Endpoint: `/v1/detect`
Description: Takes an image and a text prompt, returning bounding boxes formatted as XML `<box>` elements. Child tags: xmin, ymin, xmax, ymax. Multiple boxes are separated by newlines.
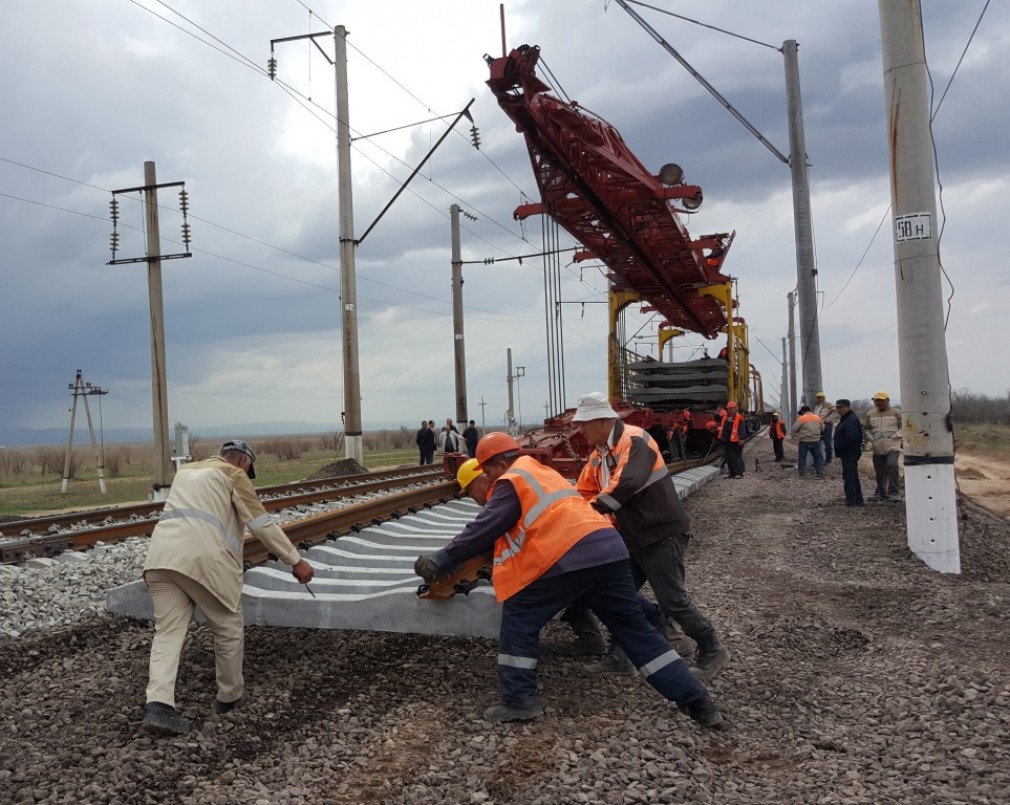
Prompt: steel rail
<box><xmin>1</xmin><ymin>466</ymin><xmax>444</xmax><ymax>538</ymax></box>
<box><xmin>0</xmin><ymin>470</ymin><xmax>451</xmax><ymax>565</ymax></box>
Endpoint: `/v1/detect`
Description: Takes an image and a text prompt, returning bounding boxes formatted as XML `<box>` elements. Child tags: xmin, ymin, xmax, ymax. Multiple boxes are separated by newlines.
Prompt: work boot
<box><xmin>684</xmin><ymin>696</ymin><xmax>725</xmax><ymax>729</ymax></box>
<box><xmin>483</xmin><ymin>702</ymin><xmax>544</xmax><ymax>723</ymax></box>
<box><xmin>215</xmin><ymin>697</ymin><xmax>241</xmax><ymax>714</ymax></box>
<box><xmin>650</xmin><ymin>612</ymin><xmax>694</xmax><ymax>657</ymax></box>
<box><xmin>142</xmin><ymin>702</ymin><xmax>191</xmax><ymax>737</ymax></box>
<box><xmin>583</xmin><ymin>645</ymin><xmax>636</xmax><ymax>676</ymax></box>
<box><xmin>557</xmin><ymin>608</ymin><xmax>607</xmax><ymax>655</ymax></box>
<box><xmin>689</xmin><ymin>633</ymin><xmax>730</xmax><ymax>682</ymax></box>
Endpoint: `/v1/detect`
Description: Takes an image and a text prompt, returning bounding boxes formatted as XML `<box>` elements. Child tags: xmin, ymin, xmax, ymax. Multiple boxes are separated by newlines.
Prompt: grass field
<box><xmin>2</xmin><ymin>423</ymin><xmax>1006</xmax><ymax>519</ymax></box>
<box><xmin>0</xmin><ymin>442</ymin><xmax>422</xmax><ymax>518</ymax></box>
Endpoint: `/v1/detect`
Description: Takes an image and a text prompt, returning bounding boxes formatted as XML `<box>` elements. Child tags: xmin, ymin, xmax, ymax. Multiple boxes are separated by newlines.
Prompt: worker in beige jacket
<box><xmin>142</xmin><ymin>439</ymin><xmax>314</xmax><ymax>736</ymax></box>
<box><xmin>863</xmin><ymin>391</ymin><xmax>903</xmax><ymax>501</ymax></box>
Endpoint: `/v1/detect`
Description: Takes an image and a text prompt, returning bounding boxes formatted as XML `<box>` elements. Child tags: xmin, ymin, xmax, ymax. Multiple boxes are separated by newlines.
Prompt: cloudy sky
<box><xmin>1</xmin><ymin>0</ymin><xmax>1006</xmax><ymax>440</ymax></box>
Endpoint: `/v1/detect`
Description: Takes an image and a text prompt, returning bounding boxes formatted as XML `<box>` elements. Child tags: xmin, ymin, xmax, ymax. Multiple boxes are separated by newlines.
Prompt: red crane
<box><xmin>486</xmin><ymin>44</ymin><xmax>734</xmax><ymax>339</ymax></box>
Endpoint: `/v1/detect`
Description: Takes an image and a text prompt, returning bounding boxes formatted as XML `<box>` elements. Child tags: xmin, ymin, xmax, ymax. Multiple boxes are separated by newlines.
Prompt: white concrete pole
<box><xmin>783</xmin><ymin>41</ymin><xmax>822</xmax><ymax>408</ymax></box>
<box><xmin>787</xmin><ymin>291</ymin><xmax>798</xmax><ymax>424</ymax></box>
<box><xmin>506</xmin><ymin>348</ymin><xmax>515</xmax><ymax>432</ymax></box>
<box><xmin>450</xmin><ymin>204</ymin><xmax>468</xmax><ymax>424</ymax></box>
<box><xmin>144</xmin><ymin>161</ymin><xmax>173</xmax><ymax>498</ymax></box>
<box><xmin>878</xmin><ymin>0</ymin><xmax>959</xmax><ymax>573</ymax></box>
<box><xmin>335</xmin><ymin>25</ymin><xmax>363</xmax><ymax>464</ymax></box>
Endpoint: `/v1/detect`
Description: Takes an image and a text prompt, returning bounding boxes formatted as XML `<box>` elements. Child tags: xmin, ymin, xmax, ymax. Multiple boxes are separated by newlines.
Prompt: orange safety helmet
<box><xmin>475</xmin><ymin>432</ymin><xmax>520</xmax><ymax>468</ymax></box>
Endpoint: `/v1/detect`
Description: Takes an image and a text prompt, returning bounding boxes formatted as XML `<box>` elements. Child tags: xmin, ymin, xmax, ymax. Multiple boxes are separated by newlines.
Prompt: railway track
<box><xmin>0</xmin><ymin>451</ymin><xmax>730</xmax><ymax>567</ymax></box>
<box><xmin>0</xmin><ymin>465</ymin><xmax>456</xmax><ymax>565</ymax></box>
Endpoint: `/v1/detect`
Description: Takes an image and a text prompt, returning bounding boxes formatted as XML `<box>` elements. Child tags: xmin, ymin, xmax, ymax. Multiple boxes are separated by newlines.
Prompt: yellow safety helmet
<box><xmin>456</xmin><ymin>458</ymin><xmax>484</xmax><ymax>490</ymax></box>
<box><xmin>873</xmin><ymin>390</ymin><xmax>890</xmax><ymax>400</ymax></box>
<box><xmin>815</xmin><ymin>391</ymin><xmax>825</xmax><ymax>398</ymax></box>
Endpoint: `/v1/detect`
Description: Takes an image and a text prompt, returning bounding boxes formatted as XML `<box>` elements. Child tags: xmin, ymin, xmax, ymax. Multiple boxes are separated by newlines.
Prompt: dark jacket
<box><xmin>576</xmin><ymin>419</ymin><xmax>691</xmax><ymax>552</ymax></box>
<box><xmin>462</xmin><ymin>426</ymin><xmax>479</xmax><ymax>457</ymax></box>
<box><xmin>415</xmin><ymin>427</ymin><xmax>435</xmax><ymax>452</ymax></box>
<box><xmin>833</xmin><ymin>410</ymin><xmax>863</xmax><ymax>458</ymax></box>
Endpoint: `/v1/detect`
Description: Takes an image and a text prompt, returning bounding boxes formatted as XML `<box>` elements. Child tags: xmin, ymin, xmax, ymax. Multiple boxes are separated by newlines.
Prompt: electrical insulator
<box><xmin>469</xmin><ymin>125</ymin><xmax>481</xmax><ymax>150</ymax></box>
<box><xmin>179</xmin><ymin>189</ymin><xmax>189</xmax><ymax>214</ymax></box>
<box><xmin>483</xmin><ymin>257</ymin><xmax>495</xmax><ymax>265</ymax></box>
<box><xmin>110</xmin><ymin>231</ymin><xmax>120</xmax><ymax>254</ymax></box>
<box><xmin>268</xmin><ymin>56</ymin><xmax>277</xmax><ymax>80</ymax></box>
<box><xmin>109</xmin><ymin>198</ymin><xmax>119</xmax><ymax>222</ymax></box>
<box><xmin>181</xmin><ymin>222</ymin><xmax>192</xmax><ymax>248</ymax></box>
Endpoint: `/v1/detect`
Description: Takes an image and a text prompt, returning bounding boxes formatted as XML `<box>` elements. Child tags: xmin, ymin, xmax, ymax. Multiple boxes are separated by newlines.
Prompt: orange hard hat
<box><xmin>475</xmin><ymin>432</ymin><xmax>520</xmax><ymax>468</ymax></box>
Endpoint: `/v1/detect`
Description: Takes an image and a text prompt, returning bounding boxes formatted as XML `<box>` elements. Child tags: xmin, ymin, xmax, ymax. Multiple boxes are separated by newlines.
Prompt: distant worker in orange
<box><xmin>793</xmin><ymin>405</ymin><xmax>825</xmax><ymax>478</ymax></box>
<box><xmin>715</xmin><ymin>402</ymin><xmax>748</xmax><ymax>479</ymax></box>
<box><xmin>769</xmin><ymin>411</ymin><xmax>786</xmax><ymax>462</ymax></box>
<box><xmin>413</xmin><ymin>432</ymin><xmax>723</xmax><ymax>727</ymax></box>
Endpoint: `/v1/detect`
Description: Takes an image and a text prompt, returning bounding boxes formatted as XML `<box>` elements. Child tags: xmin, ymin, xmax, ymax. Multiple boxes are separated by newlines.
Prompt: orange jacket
<box><xmin>492</xmin><ymin>456</ymin><xmax>612</xmax><ymax>601</ymax></box>
<box><xmin>770</xmin><ymin>420</ymin><xmax>786</xmax><ymax>440</ymax></box>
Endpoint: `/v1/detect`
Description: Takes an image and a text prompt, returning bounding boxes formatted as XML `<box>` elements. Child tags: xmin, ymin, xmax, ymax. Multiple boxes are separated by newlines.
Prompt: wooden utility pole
<box><xmin>878</xmin><ymin>0</ymin><xmax>959</xmax><ymax>573</ymax></box>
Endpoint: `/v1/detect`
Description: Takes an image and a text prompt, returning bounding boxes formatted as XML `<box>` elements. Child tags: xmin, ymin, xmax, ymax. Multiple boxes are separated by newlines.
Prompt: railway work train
<box><xmin>477</xmin><ymin>44</ymin><xmax>767</xmax><ymax>476</ymax></box>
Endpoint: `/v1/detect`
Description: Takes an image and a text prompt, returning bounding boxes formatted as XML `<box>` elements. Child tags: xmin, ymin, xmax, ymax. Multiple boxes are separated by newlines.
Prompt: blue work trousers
<box><xmin>497</xmin><ymin>560</ymin><xmax>707</xmax><ymax>711</ymax></box>
<box><xmin>797</xmin><ymin>441</ymin><xmax>824</xmax><ymax>477</ymax></box>
<box><xmin>839</xmin><ymin>452</ymin><xmax>863</xmax><ymax>504</ymax></box>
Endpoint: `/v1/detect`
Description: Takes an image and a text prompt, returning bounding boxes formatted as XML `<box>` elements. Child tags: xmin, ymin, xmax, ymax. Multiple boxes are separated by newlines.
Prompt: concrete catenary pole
<box><xmin>878</xmin><ymin>0</ymin><xmax>959</xmax><ymax>573</ymax></box>
<box><xmin>144</xmin><ymin>161</ymin><xmax>173</xmax><ymax>498</ymax></box>
<box><xmin>506</xmin><ymin>348</ymin><xmax>515</xmax><ymax>431</ymax></box>
<box><xmin>780</xmin><ymin>338</ymin><xmax>788</xmax><ymax>416</ymax></box>
<box><xmin>450</xmin><ymin>204</ymin><xmax>468</xmax><ymax>424</ymax></box>
<box><xmin>783</xmin><ymin>41</ymin><xmax>822</xmax><ymax>409</ymax></box>
<box><xmin>335</xmin><ymin>25</ymin><xmax>363</xmax><ymax>464</ymax></box>
<box><xmin>787</xmin><ymin>291</ymin><xmax>798</xmax><ymax>424</ymax></box>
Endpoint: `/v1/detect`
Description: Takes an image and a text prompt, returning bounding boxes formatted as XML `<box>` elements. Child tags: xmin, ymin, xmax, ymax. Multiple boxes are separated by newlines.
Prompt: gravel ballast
<box><xmin>1</xmin><ymin>442</ymin><xmax>1008</xmax><ymax>804</ymax></box>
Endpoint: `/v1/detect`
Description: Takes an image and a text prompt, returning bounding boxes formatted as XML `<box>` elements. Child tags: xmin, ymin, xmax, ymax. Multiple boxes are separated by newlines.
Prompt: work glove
<box><xmin>414</xmin><ymin>553</ymin><xmax>444</xmax><ymax>583</ymax></box>
<box><xmin>590</xmin><ymin>500</ymin><xmax>610</xmax><ymax>515</ymax></box>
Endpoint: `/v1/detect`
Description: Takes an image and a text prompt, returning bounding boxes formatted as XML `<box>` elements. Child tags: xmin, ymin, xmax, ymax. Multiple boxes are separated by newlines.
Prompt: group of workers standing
<box><xmin>769</xmin><ymin>390</ymin><xmax>904</xmax><ymax>505</ymax></box>
<box><xmin>415</xmin><ymin>418</ymin><xmax>480</xmax><ymax>464</ymax></box>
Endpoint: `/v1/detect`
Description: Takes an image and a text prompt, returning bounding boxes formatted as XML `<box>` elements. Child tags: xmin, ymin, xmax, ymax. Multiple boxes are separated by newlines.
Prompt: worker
<box><xmin>813</xmin><ymin>392</ymin><xmax>839</xmax><ymax>463</ymax></box>
<box><xmin>572</xmin><ymin>392</ymin><xmax>730</xmax><ymax>682</ymax></box>
<box><xmin>793</xmin><ymin>405</ymin><xmax>825</xmax><ymax>478</ymax></box>
<box><xmin>715</xmin><ymin>402</ymin><xmax>747</xmax><ymax>479</ymax></box>
<box><xmin>706</xmin><ymin>245</ymin><xmax>724</xmax><ymax>268</ymax></box>
<box><xmin>833</xmin><ymin>399</ymin><xmax>865</xmax><ymax>506</ymax></box>
<box><xmin>769</xmin><ymin>411</ymin><xmax>786</xmax><ymax>462</ymax></box>
<box><xmin>141</xmin><ymin>440</ymin><xmax>314</xmax><ymax>736</ymax></box>
<box><xmin>414</xmin><ymin>432</ymin><xmax>723</xmax><ymax>727</ymax></box>
<box><xmin>863</xmin><ymin>391</ymin><xmax>903</xmax><ymax>501</ymax></box>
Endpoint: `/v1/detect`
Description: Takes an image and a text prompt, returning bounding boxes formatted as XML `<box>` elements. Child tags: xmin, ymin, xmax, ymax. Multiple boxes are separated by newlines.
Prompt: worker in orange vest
<box><xmin>413</xmin><ymin>432</ymin><xmax>723</xmax><ymax>728</ymax></box>
<box><xmin>769</xmin><ymin>412</ymin><xmax>786</xmax><ymax>462</ymax></box>
<box><xmin>715</xmin><ymin>402</ymin><xmax>748</xmax><ymax>478</ymax></box>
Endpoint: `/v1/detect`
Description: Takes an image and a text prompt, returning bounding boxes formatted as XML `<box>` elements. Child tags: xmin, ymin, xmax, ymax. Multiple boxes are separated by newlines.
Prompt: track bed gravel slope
<box><xmin>2</xmin><ymin>441</ymin><xmax>1008</xmax><ymax>804</ymax></box>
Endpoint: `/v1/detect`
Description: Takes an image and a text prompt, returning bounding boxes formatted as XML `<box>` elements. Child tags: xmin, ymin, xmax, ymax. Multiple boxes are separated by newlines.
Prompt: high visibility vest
<box><xmin>584</xmin><ymin>423</ymin><xmax>668</xmax><ymax>500</ymax></box>
<box><xmin>770</xmin><ymin>420</ymin><xmax>786</xmax><ymax>440</ymax></box>
<box><xmin>719</xmin><ymin>412</ymin><xmax>743</xmax><ymax>442</ymax></box>
<box><xmin>492</xmin><ymin>457</ymin><xmax>611</xmax><ymax>602</ymax></box>
<box><xmin>681</xmin><ymin>411</ymin><xmax>692</xmax><ymax>435</ymax></box>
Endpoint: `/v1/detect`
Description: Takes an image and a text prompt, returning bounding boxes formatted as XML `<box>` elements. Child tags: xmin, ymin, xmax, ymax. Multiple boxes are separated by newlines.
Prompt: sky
<box><xmin>1</xmin><ymin>0</ymin><xmax>1007</xmax><ymax>441</ymax></box>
